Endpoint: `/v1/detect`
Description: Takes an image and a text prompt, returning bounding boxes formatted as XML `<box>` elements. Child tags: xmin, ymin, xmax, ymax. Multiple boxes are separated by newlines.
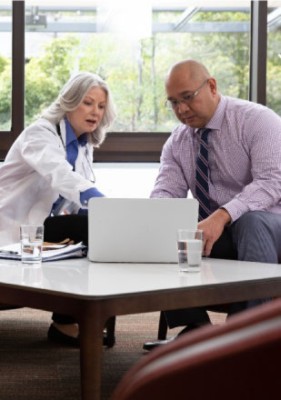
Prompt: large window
<box><xmin>0</xmin><ymin>1</ymin><xmax>280</xmax><ymax>160</ymax></box>
<box><xmin>0</xmin><ymin>0</ymin><xmax>24</xmax><ymax>159</ymax></box>
<box><xmin>0</xmin><ymin>0</ymin><xmax>13</xmax><ymax>159</ymax></box>
<box><xmin>21</xmin><ymin>1</ymin><xmax>251</xmax><ymax>133</ymax></box>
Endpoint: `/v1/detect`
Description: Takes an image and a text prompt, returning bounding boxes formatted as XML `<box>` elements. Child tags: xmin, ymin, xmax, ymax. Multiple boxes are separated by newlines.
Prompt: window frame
<box><xmin>0</xmin><ymin>0</ymin><xmax>268</xmax><ymax>162</ymax></box>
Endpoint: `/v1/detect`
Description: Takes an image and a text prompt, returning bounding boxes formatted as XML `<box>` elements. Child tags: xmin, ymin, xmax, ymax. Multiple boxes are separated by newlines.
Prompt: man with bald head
<box><xmin>143</xmin><ymin>59</ymin><xmax>281</xmax><ymax>351</ymax></box>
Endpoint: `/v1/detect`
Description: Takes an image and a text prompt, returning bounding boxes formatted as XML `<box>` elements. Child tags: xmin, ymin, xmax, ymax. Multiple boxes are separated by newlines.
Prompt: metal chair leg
<box><xmin>105</xmin><ymin>316</ymin><xmax>116</xmax><ymax>348</ymax></box>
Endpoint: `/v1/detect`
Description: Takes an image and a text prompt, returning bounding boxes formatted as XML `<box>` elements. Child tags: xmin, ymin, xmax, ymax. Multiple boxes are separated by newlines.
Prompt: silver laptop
<box><xmin>88</xmin><ymin>198</ymin><xmax>198</xmax><ymax>263</ymax></box>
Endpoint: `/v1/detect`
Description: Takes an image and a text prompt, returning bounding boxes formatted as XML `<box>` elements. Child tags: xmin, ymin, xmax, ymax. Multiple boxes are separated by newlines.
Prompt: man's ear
<box><xmin>207</xmin><ymin>78</ymin><xmax>217</xmax><ymax>95</ymax></box>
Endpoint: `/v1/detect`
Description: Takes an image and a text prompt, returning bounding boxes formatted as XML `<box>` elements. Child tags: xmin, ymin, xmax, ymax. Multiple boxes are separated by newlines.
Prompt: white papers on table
<box><xmin>0</xmin><ymin>242</ymin><xmax>87</xmax><ymax>262</ymax></box>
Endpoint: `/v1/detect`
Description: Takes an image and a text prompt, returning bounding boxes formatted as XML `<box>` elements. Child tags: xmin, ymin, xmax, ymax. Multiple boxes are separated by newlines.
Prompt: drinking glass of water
<box><xmin>20</xmin><ymin>225</ymin><xmax>44</xmax><ymax>264</ymax></box>
<box><xmin>177</xmin><ymin>229</ymin><xmax>203</xmax><ymax>272</ymax></box>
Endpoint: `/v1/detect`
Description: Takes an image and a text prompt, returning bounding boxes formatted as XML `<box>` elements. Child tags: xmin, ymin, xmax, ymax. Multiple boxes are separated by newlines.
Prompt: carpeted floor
<box><xmin>0</xmin><ymin>307</ymin><xmax>226</xmax><ymax>399</ymax></box>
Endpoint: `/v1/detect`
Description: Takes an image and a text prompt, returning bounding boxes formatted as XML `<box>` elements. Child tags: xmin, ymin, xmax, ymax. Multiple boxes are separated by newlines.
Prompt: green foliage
<box><xmin>0</xmin><ymin>55</ymin><xmax>8</xmax><ymax>74</ymax></box>
<box><xmin>24</xmin><ymin>35</ymin><xmax>81</xmax><ymax>124</ymax></box>
<box><xmin>0</xmin><ymin>62</ymin><xmax>12</xmax><ymax>126</ymax></box>
<box><xmin>193</xmin><ymin>11</ymin><xmax>250</xmax><ymax>22</ymax></box>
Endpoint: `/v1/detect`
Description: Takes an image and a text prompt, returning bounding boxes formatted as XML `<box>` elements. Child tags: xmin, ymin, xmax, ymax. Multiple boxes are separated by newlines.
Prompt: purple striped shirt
<box><xmin>151</xmin><ymin>95</ymin><xmax>281</xmax><ymax>222</ymax></box>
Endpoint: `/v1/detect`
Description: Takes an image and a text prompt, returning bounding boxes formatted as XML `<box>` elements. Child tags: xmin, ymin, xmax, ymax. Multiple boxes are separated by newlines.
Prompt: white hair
<box><xmin>41</xmin><ymin>72</ymin><xmax>116</xmax><ymax>146</ymax></box>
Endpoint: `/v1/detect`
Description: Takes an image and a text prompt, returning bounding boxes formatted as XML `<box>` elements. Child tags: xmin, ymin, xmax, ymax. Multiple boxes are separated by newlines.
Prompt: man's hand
<box><xmin>198</xmin><ymin>208</ymin><xmax>231</xmax><ymax>256</ymax></box>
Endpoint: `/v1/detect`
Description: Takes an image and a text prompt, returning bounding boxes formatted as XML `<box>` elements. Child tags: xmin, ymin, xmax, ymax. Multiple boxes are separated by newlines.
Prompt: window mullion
<box><xmin>12</xmin><ymin>0</ymin><xmax>25</xmax><ymax>136</ymax></box>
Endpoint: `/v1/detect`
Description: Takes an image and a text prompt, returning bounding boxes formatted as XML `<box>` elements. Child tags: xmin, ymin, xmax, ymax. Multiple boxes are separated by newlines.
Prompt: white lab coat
<box><xmin>0</xmin><ymin>118</ymin><xmax>96</xmax><ymax>245</ymax></box>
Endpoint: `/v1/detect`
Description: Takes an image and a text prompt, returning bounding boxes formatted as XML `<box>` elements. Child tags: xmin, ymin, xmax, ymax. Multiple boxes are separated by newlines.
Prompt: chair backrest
<box><xmin>111</xmin><ymin>298</ymin><xmax>281</xmax><ymax>400</ymax></box>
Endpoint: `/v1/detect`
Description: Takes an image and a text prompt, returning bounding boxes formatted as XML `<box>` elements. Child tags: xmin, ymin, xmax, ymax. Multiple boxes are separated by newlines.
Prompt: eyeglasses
<box><xmin>165</xmin><ymin>79</ymin><xmax>209</xmax><ymax>111</ymax></box>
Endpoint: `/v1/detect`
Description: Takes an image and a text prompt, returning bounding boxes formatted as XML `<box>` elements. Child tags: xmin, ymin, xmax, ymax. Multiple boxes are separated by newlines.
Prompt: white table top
<box><xmin>0</xmin><ymin>257</ymin><xmax>280</xmax><ymax>298</ymax></box>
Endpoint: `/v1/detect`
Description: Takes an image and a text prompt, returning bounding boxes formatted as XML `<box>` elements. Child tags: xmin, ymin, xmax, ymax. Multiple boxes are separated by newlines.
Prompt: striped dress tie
<box><xmin>196</xmin><ymin>128</ymin><xmax>211</xmax><ymax>221</ymax></box>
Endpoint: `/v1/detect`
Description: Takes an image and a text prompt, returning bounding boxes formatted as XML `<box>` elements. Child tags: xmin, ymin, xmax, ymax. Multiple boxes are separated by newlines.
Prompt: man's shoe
<box><xmin>47</xmin><ymin>324</ymin><xmax>115</xmax><ymax>348</ymax></box>
<box><xmin>143</xmin><ymin>336</ymin><xmax>175</xmax><ymax>351</ymax></box>
<box><xmin>142</xmin><ymin>325</ymin><xmax>203</xmax><ymax>351</ymax></box>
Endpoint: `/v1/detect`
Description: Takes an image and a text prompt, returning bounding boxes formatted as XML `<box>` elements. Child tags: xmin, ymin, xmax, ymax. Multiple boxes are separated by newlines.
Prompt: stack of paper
<box><xmin>0</xmin><ymin>242</ymin><xmax>87</xmax><ymax>262</ymax></box>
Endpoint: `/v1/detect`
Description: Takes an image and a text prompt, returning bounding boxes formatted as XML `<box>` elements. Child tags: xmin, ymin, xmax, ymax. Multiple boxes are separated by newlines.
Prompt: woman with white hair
<box><xmin>0</xmin><ymin>71</ymin><xmax>116</xmax><ymax>346</ymax></box>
